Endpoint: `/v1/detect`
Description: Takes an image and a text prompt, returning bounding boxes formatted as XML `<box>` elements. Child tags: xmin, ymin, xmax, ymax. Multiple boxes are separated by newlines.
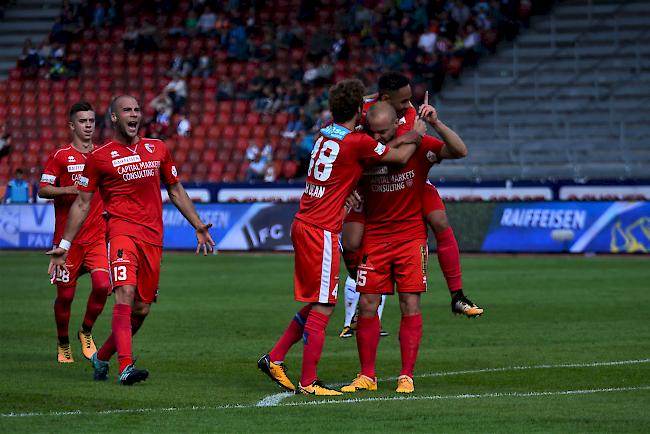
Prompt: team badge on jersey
<box><xmin>145</xmin><ymin>143</ymin><xmax>155</xmax><ymax>153</ymax></box>
<box><xmin>426</xmin><ymin>150</ymin><xmax>439</xmax><ymax>163</ymax></box>
<box><xmin>68</xmin><ymin>156</ymin><xmax>76</xmax><ymax>162</ymax></box>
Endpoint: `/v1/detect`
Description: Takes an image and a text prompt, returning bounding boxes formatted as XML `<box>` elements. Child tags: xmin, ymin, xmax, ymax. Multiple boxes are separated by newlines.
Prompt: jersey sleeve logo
<box><xmin>426</xmin><ymin>150</ymin><xmax>438</xmax><ymax>163</ymax></box>
<box><xmin>398</xmin><ymin>117</ymin><xmax>406</xmax><ymax>125</ymax></box>
<box><xmin>171</xmin><ymin>166</ymin><xmax>178</xmax><ymax>177</ymax></box>
<box><xmin>374</xmin><ymin>143</ymin><xmax>387</xmax><ymax>155</ymax></box>
<box><xmin>40</xmin><ymin>174</ymin><xmax>56</xmax><ymax>184</ymax></box>
<box><xmin>144</xmin><ymin>143</ymin><xmax>155</xmax><ymax>153</ymax></box>
<box><xmin>78</xmin><ymin>176</ymin><xmax>89</xmax><ymax>187</ymax></box>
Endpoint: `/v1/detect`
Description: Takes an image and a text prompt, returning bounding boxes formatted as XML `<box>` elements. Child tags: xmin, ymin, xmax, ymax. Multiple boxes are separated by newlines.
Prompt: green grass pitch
<box><xmin>1</xmin><ymin>252</ymin><xmax>649</xmax><ymax>433</ymax></box>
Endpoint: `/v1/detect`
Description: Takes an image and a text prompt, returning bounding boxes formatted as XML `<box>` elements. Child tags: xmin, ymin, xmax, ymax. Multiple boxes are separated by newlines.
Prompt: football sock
<box><xmin>377</xmin><ymin>294</ymin><xmax>386</xmax><ymax>320</ymax></box>
<box><xmin>356</xmin><ymin>314</ymin><xmax>380</xmax><ymax>379</ymax></box>
<box><xmin>399</xmin><ymin>313</ymin><xmax>422</xmax><ymax>378</ymax></box>
<box><xmin>54</xmin><ymin>285</ymin><xmax>75</xmax><ymax>341</ymax></box>
<box><xmin>300</xmin><ymin>310</ymin><xmax>329</xmax><ymax>386</ymax></box>
<box><xmin>96</xmin><ymin>311</ymin><xmax>147</xmax><ymax>362</ymax></box>
<box><xmin>58</xmin><ymin>335</ymin><xmax>70</xmax><ymax>345</ymax></box>
<box><xmin>112</xmin><ymin>303</ymin><xmax>133</xmax><ymax>374</ymax></box>
<box><xmin>343</xmin><ymin>276</ymin><xmax>359</xmax><ymax>327</ymax></box>
<box><xmin>435</xmin><ymin>227</ymin><xmax>463</xmax><ymax>293</ymax></box>
<box><xmin>269</xmin><ymin>304</ymin><xmax>312</xmax><ymax>362</ymax></box>
<box><xmin>82</xmin><ymin>271</ymin><xmax>111</xmax><ymax>332</ymax></box>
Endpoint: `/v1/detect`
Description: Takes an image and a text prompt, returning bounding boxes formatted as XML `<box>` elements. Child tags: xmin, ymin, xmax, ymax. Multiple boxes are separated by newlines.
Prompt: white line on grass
<box><xmin>3</xmin><ymin>358</ymin><xmax>649</xmax><ymax>418</ymax></box>
<box><xmin>259</xmin><ymin>358</ymin><xmax>650</xmax><ymax>406</ymax></box>
<box><xmin>3</xmin><ymin>385</ymin><xmax>649</xmax><ymax>418</ymax></box>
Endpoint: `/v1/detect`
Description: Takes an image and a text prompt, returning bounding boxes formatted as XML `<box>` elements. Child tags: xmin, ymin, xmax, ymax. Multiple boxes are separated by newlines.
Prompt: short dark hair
<box><xmin>329</xmin><ymin>79</ymin><xmax>365</xmax><ymax>123</ymax></box>
<box><xmin>378</xmin><ymin>73</ymin><xmax>410</xmax><ymax>96</ymax></box>
<box><xmin>69</xmin><ymin>101</ymin><xmax>94</xmax><ymax>120</ymax></box>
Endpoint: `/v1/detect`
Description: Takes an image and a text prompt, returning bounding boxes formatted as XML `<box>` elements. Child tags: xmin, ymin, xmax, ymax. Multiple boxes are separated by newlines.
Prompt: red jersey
<box><xmin>360</xmin><ymin>135</ymin><xmax>444</xmax><ymax>243</ymax></box>
<box><xmin>77</xmin><ymin>138</ymin><xmax>179</xmax><ymax>246</ymax></box>
<box><xmin>40</xmin><ymin>145</ymin><xmax>106</xmax><ymax>246</ymax></box>
<box><xmin>295</xmin><ymin>123</ymin><xmax>389</xmax><ymax>233</ymax></box>
<box><xmin>361</xmin><ymin>97</ymin><xmax>417</xmax><ymax>137</ymax></box>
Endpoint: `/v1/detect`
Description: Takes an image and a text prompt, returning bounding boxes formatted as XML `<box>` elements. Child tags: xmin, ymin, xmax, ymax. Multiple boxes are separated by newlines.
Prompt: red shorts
<box><xmin>52</xmin><ymin>237</ymin><xmax>109</xmax><ymax>287</ymax></box>
<box><xmin>356</xmin><ymin>239</ymin><xmax>428</xmax><ymax>294</ymax></box>
<box><xmin>422</xmin><ymin>182</ymin><xmax>445</xmax><ymax>216</ymax></box>
<box><xmin>292</xmin><ymin>219</ymin><xmax>340</xmax><ymax>304</ymax></box>
<box><xmin>107</xmin><ymin>235</ymin><xmax>162</xmax><ymax>304</ymax></box>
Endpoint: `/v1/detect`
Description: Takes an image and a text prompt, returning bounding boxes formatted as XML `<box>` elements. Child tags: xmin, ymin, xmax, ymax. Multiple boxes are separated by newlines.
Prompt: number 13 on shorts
<box><xmin>113</xmin><ymin>265</ymin><xmax>127</xmax><ymax>282</ymax></box>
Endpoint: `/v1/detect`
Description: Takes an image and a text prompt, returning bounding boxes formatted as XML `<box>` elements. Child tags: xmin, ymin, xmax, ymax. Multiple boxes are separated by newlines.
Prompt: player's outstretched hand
<box><xmin>195</xmin><ymin>223</ymin><xmax>216</xmax><ymax>256</ymax></box>
<box><xmin>46</xmin><ymin>247</ymin><xmax>69</xmax><ymax>275</ymax></box>
<box><xmin>418</xmin><ymin>90</ymin><xmax>439</xmax><ymax>125</ymax></box>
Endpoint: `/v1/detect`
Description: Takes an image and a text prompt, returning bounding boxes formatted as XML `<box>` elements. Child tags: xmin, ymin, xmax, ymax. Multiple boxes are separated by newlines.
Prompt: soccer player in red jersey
<box><xmin>47</xmin><ymin>95</ymin><xmax>215</xmax><ymax>385</ymax></box>
<box><xmin>341</xmin><ymin>73</ymin><xmax>483</xmax><ymax>333</ymax></box>
<box><xmin>257</xmin><ymin>79</ymin><xmax>424</xmax><ymax>396</ymax></box>
<box><xmin>341</xmin><ymin>100</ymin><xmax>469</xmax><ymax>394</ymax></box>
<box><xmin>39</xmin><ymin>101</ymin><xmax>111</xmax><ymax>363</ymax></box>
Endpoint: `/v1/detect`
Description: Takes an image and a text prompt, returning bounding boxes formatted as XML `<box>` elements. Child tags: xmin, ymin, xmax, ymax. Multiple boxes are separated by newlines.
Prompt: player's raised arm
<box><xmin>166</xmin><ymin>182</ymin><xmax>215</xmax><ymax>256</ymax></box>
<box><xmin>419</xmin><ymin>98</ymin><xmax>468</xmax><ymax>159</ymax></box>
<box><xmin>46</xmin><ymin>190</ymin><xmax>94</xmax><ymax>273</ymax></box>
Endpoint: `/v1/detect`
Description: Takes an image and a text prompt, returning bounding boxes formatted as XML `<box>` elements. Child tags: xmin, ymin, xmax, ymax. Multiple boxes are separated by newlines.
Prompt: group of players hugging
<box><xmin>41</xmin><ymin>70</ymin><xmax>481</xmax><ymax>393</ymax></box>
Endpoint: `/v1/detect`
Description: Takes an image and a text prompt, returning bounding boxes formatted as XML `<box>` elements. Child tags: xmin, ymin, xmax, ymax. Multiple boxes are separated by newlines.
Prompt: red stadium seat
<box><xmin>237</xmin><ymin>126</ymin><xmax>251</xmax><ymax>139</ymax></box>
<box><xmin>223</xmin><ymin>126</ymin><xmax>237</xmax><ymax>140</ymax></box>
<box><xmin>207</xmin><ymin>125</ymin><xmax>221</xmax><ymax>139</ymax></box>
<box><xmin>216</xmin><ymin>112</ymin><xmax>231</xmax><ymax>126</ymax></box>
<box><xmin>234</xmin><ymin>100</ymin><xmax>248</xmax><ymax>115</ymax></box>
<box><xmin>282</xmin><ymin>160</ymin><xmax>299</xmax><ymax>179</ymax></box>
<box><xmin>245</xmin><ymin>112</ymin><xmax>260</xmax><ymax>126</ymax></box>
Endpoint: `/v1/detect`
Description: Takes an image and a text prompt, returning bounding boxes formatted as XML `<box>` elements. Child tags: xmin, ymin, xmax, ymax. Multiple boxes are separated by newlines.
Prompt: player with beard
<box><xmin>47</xmin><ymin>95</ymin><xmax>215</xmax><ymax>385</ymax></box>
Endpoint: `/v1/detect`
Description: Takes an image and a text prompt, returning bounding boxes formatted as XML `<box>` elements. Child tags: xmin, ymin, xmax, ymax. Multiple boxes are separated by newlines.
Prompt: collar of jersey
<box><xmin>320</xmin><ymin>123</ymin><xmax>351</xmax><ymax>140</ymax></box>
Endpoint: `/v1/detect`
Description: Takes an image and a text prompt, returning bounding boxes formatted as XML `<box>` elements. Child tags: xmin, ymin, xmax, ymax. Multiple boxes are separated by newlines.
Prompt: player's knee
<box><xmin>359</xmin><ymin>295</ymin><xmax>380</xmax><ymax>316</ymax></box>
<box><xmin>114</xmin><ymin>285</ymin><xmax>136</xmax><ymax>304</ymax></box>
<box><xmin>428</xmin><ymin>211</ymin><xmax>450</xmax><ymax>233</ymax></box>
<box><xmin>399</xmin><ymin>295</ymin><xmax>421</xmax><ymax>316</ymax></box>
<box><xmin>90</xmin><ymin>270</ymin><xmax>111</xmax><ymax>292</ymax></box>
<box><xmin>132</xmin><ymin>302</ymin><xmax>150</xmax><ymax>317</ymax></box>
<box><xmin>55</xmin><ymin>286</ymin><xmax>75</xmax><ymax>306</ymax></box>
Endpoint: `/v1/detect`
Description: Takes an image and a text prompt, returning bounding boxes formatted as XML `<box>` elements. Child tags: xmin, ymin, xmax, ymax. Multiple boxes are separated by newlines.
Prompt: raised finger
<box><xmin>195</xmin><ymin>243</ymin><xmax>200</xmax><ymax>255</ymax></box>
<box><xmin>424</xmin><ymin>90</ymin><xmax>429</xmax><ymax>106</ymax></box>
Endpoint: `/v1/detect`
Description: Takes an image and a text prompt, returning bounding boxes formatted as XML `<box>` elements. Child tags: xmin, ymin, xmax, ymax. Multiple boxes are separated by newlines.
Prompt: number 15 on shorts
<box><xmin>113</xmin><ymin>265</ymin><xmax>127</xmax><ymax>282</ymax></box>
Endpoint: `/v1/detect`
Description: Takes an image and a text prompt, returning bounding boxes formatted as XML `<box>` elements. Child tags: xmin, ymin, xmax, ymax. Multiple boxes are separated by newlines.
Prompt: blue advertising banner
<box><xmin>0</xmin><ymin>203</ymin><xmax>299</xmax><ymax>251</ymax></box>
<box><xmin>481</xmin><ymin>202</ymin><xmax>650</xmax><ymax>253</ymax></box>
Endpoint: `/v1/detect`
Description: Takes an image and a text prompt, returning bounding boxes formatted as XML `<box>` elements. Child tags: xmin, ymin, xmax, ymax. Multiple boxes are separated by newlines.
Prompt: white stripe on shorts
<box><xmin>318</xmin><ymin>230</ymin><xmax>333</xmax><ymax>303</ymax></box>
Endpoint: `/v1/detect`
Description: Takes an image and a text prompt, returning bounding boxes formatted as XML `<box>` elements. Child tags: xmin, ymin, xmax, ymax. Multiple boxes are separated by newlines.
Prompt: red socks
<box><xmin>269</xmin><ymin>305</ymin><xmax>312</xmax><ymax>362</ymax></box>
<box><xmin>97</xmin><ymin>310</ymin><xmax>146</xmax><ymax>363</ymax></box>
<box><xmin>111</xmin><ymin>304</ymin><xmax>133</xmax><ymax>373</ymax></box>
<box><xmin>435</xmin><ymin>227</ymin><xmax>463</xmax><ymax>293</ymax></box>
<box><xmin>300</xmin><ymin>310</ymin><xmax>329</xmax><ymax>386</ymax></box>
<box><xmin>54</xmin><ymin>285</ymin><xmax>75</xmax><ymax>341</ymax></box>
<box><xmin>82</xmin><ymin>271</ymin><xmax>111</xmax><ymax>331</ymax></box>
<box><xmin>356</xmin><ymin>314</ymin><xmax>380</xmax><ymax>379</ymax></box>
<box><xmin>399</xmin><ymin>313</ymin><xmax>422</xmax><ymax>378</ymax></box>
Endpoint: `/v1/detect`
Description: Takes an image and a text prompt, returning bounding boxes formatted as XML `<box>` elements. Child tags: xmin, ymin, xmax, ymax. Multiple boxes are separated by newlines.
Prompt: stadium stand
<box><xmin>433</xmin><ymin>0</ymin><xmax>650</xmax><ymax>182</ymax></box>
<box><xmin>0</xmin><ymin>0</ymin><xmax>647</xmax><ymax>191</ymax></box>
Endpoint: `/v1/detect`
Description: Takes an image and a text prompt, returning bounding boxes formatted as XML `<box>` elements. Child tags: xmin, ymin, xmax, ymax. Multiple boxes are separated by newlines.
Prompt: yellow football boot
<box><xmin>257</xmin><ymin>354</ymin><xmax>296</xmax><ymax>391</ymax></box>
<box><xmin>341</xmin><ymin>374</ymin><xmax>378</xmax><ymax>392</ymax></box>
<box><xmin>396</xmin><ymin>375</ymin><xmax>414</xmax><ymax>393</ymax></box>
<box><xmin>57</xmin><ymin>342</ymin><xmax>74</xmax><ymax>363</ymax></box>
<box><xmin>78</xmin><ymin>330</ymin><xmax>97</xmax><ymax>360</ymax></box>
<box><xmin>297</xmin><ymin>380</ymin><xmax>343</xmax><ymax>396</ymax></box>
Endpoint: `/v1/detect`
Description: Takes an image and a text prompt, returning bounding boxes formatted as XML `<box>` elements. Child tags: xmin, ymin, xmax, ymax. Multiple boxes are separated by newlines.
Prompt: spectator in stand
<box><xmin>164</xmin><ymin>73</ymin><xmax>188</xmax><ymax>112</ymax></box>
<box><xmin>246</xmin><ymin>144</ymin><xmax>272</xmax><ymax>182</ymax></box>
<box><xmin>450</xmin><ymin>0</ymin><xmax>471</xmax><ymax>28</ymax></box>
<box><xmin>92</xmin><ymin>2</ymin><xmax>105</xmax><ymax>28</ymax></box>
<box><xmin>418</xmin><ymin>20</ymin><xmax>438</xmax><ymax>54</ymax></box>
<box><xmin>18</xmin><ymin>38</ymin><xmax>41</xmax><ymax>75</ymax></box>
<box><xmin>193</xmin><ymin>53</ymin><xmax>212</xmax><ymax>77</ymax></box>
<box><xmin>176</xmin><ymin>113</ymin><xmax>191</xmax><ymax>137</ymax></box>
<box><xmin>185</xmin><ymin>9</ymin><xmax>199</xmax><ymax>37</ymax></box>
<box><xmin>3</xmin><ymin>169</ymin><xmax>32</xmax><ymax>204</ymax></box>
<box><xmin>216</xmin><ymin>78</ymin><xmax>235</xmax><ymax>101</ymax></box>
<box><xmin>0</xmin><ymin>125</ymin><xmax>11</xmax><ymax>161</ymax></box>
<box><xmin>122</xmin><ymin>22</ymin><xmax>139</xmax><ymax>51</ymax></box>
<box><xmin>149</xmin><ymin>91</ymin><xmax>174</xmax><ymax>127</ymax></box>
<box><xmin>198</xmin><ymin>6</ymin><xmax>217</xmax><ymax>36</ymax></box>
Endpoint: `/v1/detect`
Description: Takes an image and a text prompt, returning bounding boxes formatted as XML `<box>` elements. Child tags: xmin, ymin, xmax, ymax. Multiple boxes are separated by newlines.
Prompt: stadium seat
<box><xmin>282</xmin><ymin>160</ymin><xmax>299</xmax><ymax>179</ymax></box>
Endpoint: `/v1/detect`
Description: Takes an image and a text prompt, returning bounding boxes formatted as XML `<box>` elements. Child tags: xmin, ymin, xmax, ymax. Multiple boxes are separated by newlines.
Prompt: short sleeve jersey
<box><xmin>358</xmin><ymin>135</ymin><xmax>444</xmax><ymax>243</ymax></box>
<box><xmin>295</xmin><ymin>123</ymin><xmax>388</xmax><ymax>234</ymax></box>
<box><xmin>77</xmin><ymin>138</ymin><xmax>179</xmax><ymax>246</ymax></box>
<box><xmin>40</xmin><ymin>145</ymin><xmax>106</xmax><ymax>246</ymax></box>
